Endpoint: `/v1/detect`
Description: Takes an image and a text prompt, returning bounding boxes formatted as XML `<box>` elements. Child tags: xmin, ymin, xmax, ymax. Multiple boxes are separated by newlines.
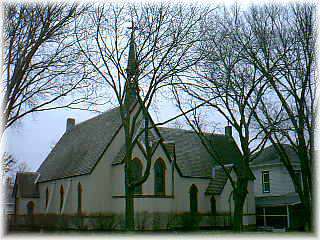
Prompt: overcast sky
<box><xmin>3</xmin><ymin>0</ymin><xmax>319</xmax><ymax>173</ymax></box>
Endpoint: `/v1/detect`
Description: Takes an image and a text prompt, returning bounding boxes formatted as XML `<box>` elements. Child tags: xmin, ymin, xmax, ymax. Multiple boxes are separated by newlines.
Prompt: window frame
<box><xmin>262</xmin><ymin>170</ymin><xmax>270</xmax><ymax>193</ymax></box>
<box><xmin>27</xmin><ymin>201</ymin><xmax>34</xmax><ymax>215</ymax></box>
<box><xmin>77</xmin><ymin>183</ymin><xmax>82</xmax><ymax>215</ymax></box>
<box><xmin>189</xmin><ymin>184</ymin><xmax>198</xmax><ymax>213</ymax></box>
<box><xmin>45</xmin><ymin>187</ymin><xmax>49</xmax><ymax>209</ymax></box>
<box><xmin>210</xmin><ymin>196</ymin><xmax>216</xmax><ymax>215</ymax></box>
<box><xmin>131</xmin><ymin>158</ymin><xmax>143</xmax><ymax>194</ymax></box>
<box><xmin>154</xmin><ymin>158</ymin><xmax>166</xmax><ymax>195</ymax></box>
<box><xmin>59</xmin><ymin>185</ymin><xmax>64</xmax><ymax>213</ymax></box>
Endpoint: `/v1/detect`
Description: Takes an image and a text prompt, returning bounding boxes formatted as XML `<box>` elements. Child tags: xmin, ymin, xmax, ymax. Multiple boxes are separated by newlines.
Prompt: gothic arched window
<box><xmin>27</xmin><ymin>201</ymin><xmax>34</xmax><ymax>215</ymax></box>
<box><xmin>78</xmin><ymin>183</ymin><xmax>82</xmax><ymax>215</ymax></box>
<box><xmin>131</xmin><ymin>158</ymin><xmax>143</xmax><ymax>194</ymax></box>
<box><xmin>45</xmin><ymin>187</ymin><xmax>49</xmax><ymax>209</ymax></box>
<box><xmin>60</xmin><ymin>185</ymin><xmax>64</xmax><ymax>213</ymax></box>
<box><xmin>154</xmin><ymin>158</ymin><xmax>166</xmax><ymax>195</ymax></box>
<box><xmin>189</xmin><ymin>184</ymin><xmax>198</xmax><ymax>213</ymax></box>
<box><xmin>211</xmin><ymin>196</ymin><xmax>216</xmax><ymax>215</ymax></box>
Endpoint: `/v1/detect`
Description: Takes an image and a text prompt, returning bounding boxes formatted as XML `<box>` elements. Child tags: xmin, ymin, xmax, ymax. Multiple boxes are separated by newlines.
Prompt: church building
<box><xmin>12</xmin><ymin>27</ymin><xmax>256</xmax><ymax>230</ymax></box>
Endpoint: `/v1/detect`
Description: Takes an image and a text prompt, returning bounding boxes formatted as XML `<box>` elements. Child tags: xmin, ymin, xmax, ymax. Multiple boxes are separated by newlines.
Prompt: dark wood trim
<box><xmin>112</xmin><ymin>194</ymin><xmax>174</xmax><ymax>198</ymax></box>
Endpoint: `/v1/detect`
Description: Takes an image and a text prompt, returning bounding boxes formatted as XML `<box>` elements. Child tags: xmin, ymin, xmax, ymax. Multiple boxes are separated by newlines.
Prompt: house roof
<box><xmin>158</xmin><ymin>127</ymin><xmax>242</xmax><ymax>178</ymax></box>
<box><xmin>205</xmin><ymin>167</ymin><xmax>232</xmax><ymax>195</ymax></box>
<box><xmin>251</xmin><ymin>144</ymin><xmax>300</xmax><ymax>166</ymax></box>
<box><xmin>255</xmin><ymin>192</ymin><xmax>301</xmax><ymax>207</ymax></box>
<box><xmin>13</xmin><ymin>172</ymin><xmax>40</xmax><ymax>198</ymax></box>
<box><xmin>37</xmin><ymin>106</ymin><xmax>122</xmax><ymax>182</ymax></box>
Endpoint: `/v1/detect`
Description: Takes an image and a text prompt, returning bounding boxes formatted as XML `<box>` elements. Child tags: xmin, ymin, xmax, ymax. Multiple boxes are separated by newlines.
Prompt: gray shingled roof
<box><xmin>205</xmin><ymin>167</ymin><xmax>232</xmax><ymax>195</ymax></box>
<box><xmin>251</xmin><ymin>144</ymin><xmax>300</xmax><ymax>166</ymax></box>
<box><xmin>158</xmin><ymin>127</ymin><xmax>242</xmax><ymax>178</ymax></box>
<box><xmin>255</xmin><ymin>192</ymin><xmax>301</xmax><ymax>207</ymax></box>
<box><xmin>37</xmin><ymin>107</ymin><xmax>122</xmax><ymax>182</ymax></box>
<box><xmin>13</xmin><ymin>172</ymin><xmax>40</xmax><ymax>198</ymax></box>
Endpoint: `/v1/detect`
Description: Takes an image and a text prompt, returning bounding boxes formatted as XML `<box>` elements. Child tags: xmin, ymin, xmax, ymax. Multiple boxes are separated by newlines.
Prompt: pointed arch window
<box><xmin>78</xmin><ymin>183</ymin><xmax>82</xmax><ymax>215</ymax></box>
<box><xmin>60</xmin><ymin>185</ymin><xmax>64</xmax><ymax>213</ymax></box>
<box><xmin>189</xmin><ymin>184</ymin><xmax>198</xmax><ymax>213</ymax></box>
<box><xmin>45</xmin><ymin>187</ymin><xmax>49</xmax><ymax>209</ymax></box>
<box><xmin>211</xmin><ymin>196</ymin><xmax>216</xmax><ymax>215</ymax></box>
<box><xmin>131</xmin><ymin>158</ymin><xmax>143</xmax><ymax>194</ymax></box>
<box><xmin>154</xmin><ymin>158</ymin><xmax>166</xmax><ymax>195</ymax></box>
<box><xmin>27</xmin><ymin>201</ymin><xmax>34</xmax><ymax>215</ymax></box>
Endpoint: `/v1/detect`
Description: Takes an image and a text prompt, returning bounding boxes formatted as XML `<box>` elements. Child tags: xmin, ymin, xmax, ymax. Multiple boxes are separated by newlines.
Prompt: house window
<box><xmin>262</xmin><ymin>171</ymin><xmax>270</xmax><ymax>193</ymax></box>
<box><xmin>211</xmin><ymin>196</ymin><xmax>216</xmax><ymax>215</ymax></box>
<box><xmin>154</xmin><ymin>158</ymin><xmax>166</xmax><ymax>195</ymax></box>
<box><xmin>78</xmin><ymin>183</ymin><xmax>82</xmax><ymax>215</ymax></box>
<box><xmin>60</xmin><ymin>185</ymin><xmax>64</xmax><ymax>212</ymax></box>
<box><xmin>45</xmin><ymin>187</ymin><xmax>49</xmax><ymax>209</ymax></box>
<box><xmin>189</xmin><ymin>184</ymin><xmax>198</xmax><ymax>213</ymax></box>
<box><xmin>131</xmin><ymin>158</ymin><xmax>143</xmax><ymax>194</ymax></box>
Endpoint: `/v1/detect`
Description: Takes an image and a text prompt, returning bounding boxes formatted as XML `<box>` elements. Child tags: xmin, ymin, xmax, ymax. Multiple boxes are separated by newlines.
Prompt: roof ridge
<box><xmin>158</xmin><ymin>126</ymin><xmax>225</xmax><ymax>137</ymax></box>
<box><xmin>17</xmin><ymin>172</ymin><xmax>39</xmax><ymax>175</ymax></box>
<box><xmin>71</xmin><ymin>105</ymin><xmax>120</xmax><ymax>129</ymax></box>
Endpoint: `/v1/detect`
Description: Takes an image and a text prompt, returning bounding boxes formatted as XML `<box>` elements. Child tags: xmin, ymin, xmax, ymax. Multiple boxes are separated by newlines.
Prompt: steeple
<box><xmin>125</xmin><ymin>21</ymin><xmax>139</xmax><ymax>106</ymax></box>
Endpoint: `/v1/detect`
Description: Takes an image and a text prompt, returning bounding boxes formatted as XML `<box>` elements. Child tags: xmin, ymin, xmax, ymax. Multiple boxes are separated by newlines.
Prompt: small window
<box><xmin>60</xmin><ymin>185</ymin><xmax>64</xmax><ymax>213</ymax></box>
<box><xmin>45</xmin><ymin>187</ymin><xmax>49</xmax><ymax>209</ymax></box>
<box><xmin>189</xmin><ymin>184</ymin><xmax>198</xmax><ymax>213</ymax></box>
<box><xmin>131</xmin><ymin>158</ymin><xmax>143</xmax><ymax>194</ymax></box>
<box><xmin>78</xmin><ymin>183</ymin><xmax>82</xmax><ymax>215</ymax></box>
<box><xmin>262</xmin><ymin>171</ymin><xmax>270</xmax><ymax>193</ymax></box>
<box><xmin>210</xmin><ymin>196</ymin><xmax>216</xmax><ymax>215</ymax></box>
<box><xmin>154</xmin><ymin>158</ymin><xmax>166</xmax><ymax>195</ymax></box>
<box><xmin>27</xmin><ymin>201</ymin><xmax>34</xmax><ymax>215</ymax></box>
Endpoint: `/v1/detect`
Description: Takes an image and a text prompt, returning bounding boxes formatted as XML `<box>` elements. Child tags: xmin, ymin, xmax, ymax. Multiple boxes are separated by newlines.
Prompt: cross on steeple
<box><xmin>125</xmin><ymin>20</ymin><xmax>139</xmax><ymax>106</ymax></box>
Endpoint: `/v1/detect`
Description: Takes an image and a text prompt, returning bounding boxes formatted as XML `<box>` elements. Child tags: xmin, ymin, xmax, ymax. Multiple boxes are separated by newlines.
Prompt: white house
<box><xmin>250</xmin><ymin>144</ymin><xmax>304</xmax><ymax>230</ymax></box>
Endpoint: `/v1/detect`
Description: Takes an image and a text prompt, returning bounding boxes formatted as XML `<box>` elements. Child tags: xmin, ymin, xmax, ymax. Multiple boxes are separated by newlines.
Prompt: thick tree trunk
<box><xmin>303</xmin><ymin>193</ymin><xmax>312</xmax><ymax>232</ymax></box>
<box><xmin>297</xmin><ymin>147</ymin><xmax>313</xmax><ymax>231</ymax></box>
<box><xmin>125</xmin><ymin>186</ymin><xmax>135</xmax><ymax>230</ymax></box>
<box><xmin>124</xmin><ymin>132</ymin><xmax>135</xmax><ymax>231</ymax></box>
<box><xmin>232</xmin><ymin>180</ymin><xmax>248</xmax><ymax>232</ymax></box>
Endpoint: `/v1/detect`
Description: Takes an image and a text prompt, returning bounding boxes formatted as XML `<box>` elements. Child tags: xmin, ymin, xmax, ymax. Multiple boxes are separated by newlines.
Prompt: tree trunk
<box><xmin>125</xmin><ymin>186</ymin><xmax>135</xmax><ymax>230</ymax></box>
<box><xmin>232</xmin><ymin>180</ymin><xmax>248</xmax><ymax>232</ymax></box>
<box><xmin>124</xmin><ymin>135</ymin><xmax>135</xmax><ymax>231</ymax></box>
<box><xmin>302</xmin><ymin>193</ymin><xmax>312</xmax><ymax>232</ymax></box>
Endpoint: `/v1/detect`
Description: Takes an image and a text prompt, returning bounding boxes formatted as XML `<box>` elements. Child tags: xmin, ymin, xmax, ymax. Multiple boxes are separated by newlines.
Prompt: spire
<box><xmin>125</xmin><ymin>21</ymin><xmax>139</xmax><ymax>106</ymax></box>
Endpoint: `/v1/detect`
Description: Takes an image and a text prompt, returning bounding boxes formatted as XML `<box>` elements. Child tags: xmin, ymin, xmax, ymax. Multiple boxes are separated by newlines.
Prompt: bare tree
<box><xmin>74</xmin><ymin>3</ymin><xmax>212</xmax><ymax>230</ymax></box>
<box><xmin>233</xmin><ymin>4</ymin><xmax>315</xmax><ymax>230</ymax></box>
<box><xmin>1</xmin><ymin>152</ymin><xmax>30</xmax><ymax>182</ymax></box>
<box><xmin>171</xmin><ymin>7</ymin><xmax>271</xmax><ymax>231</ymax></box>
<box><xmin>1</xmin><ymin>3</ymin><xmax>99</xmax><ymax>138</ymax></box>
<box><xmin>2</xmin><ymin>152</ymin><xmax>16</xmax><ymax>177</ymax></box>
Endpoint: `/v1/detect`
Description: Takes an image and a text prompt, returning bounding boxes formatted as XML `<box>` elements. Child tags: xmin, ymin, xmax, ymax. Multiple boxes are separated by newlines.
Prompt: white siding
<box><xmin>252</xmin><ymin>164</ymin><xmax>298</xmax><ymax>197</ymax></box>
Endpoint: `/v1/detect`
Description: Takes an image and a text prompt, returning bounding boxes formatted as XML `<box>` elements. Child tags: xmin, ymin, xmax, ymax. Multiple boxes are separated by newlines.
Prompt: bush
<box><xmin>179</xmin><ymin>213</ymin><xmax>201</xmax><ymax>231</ymax></box>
